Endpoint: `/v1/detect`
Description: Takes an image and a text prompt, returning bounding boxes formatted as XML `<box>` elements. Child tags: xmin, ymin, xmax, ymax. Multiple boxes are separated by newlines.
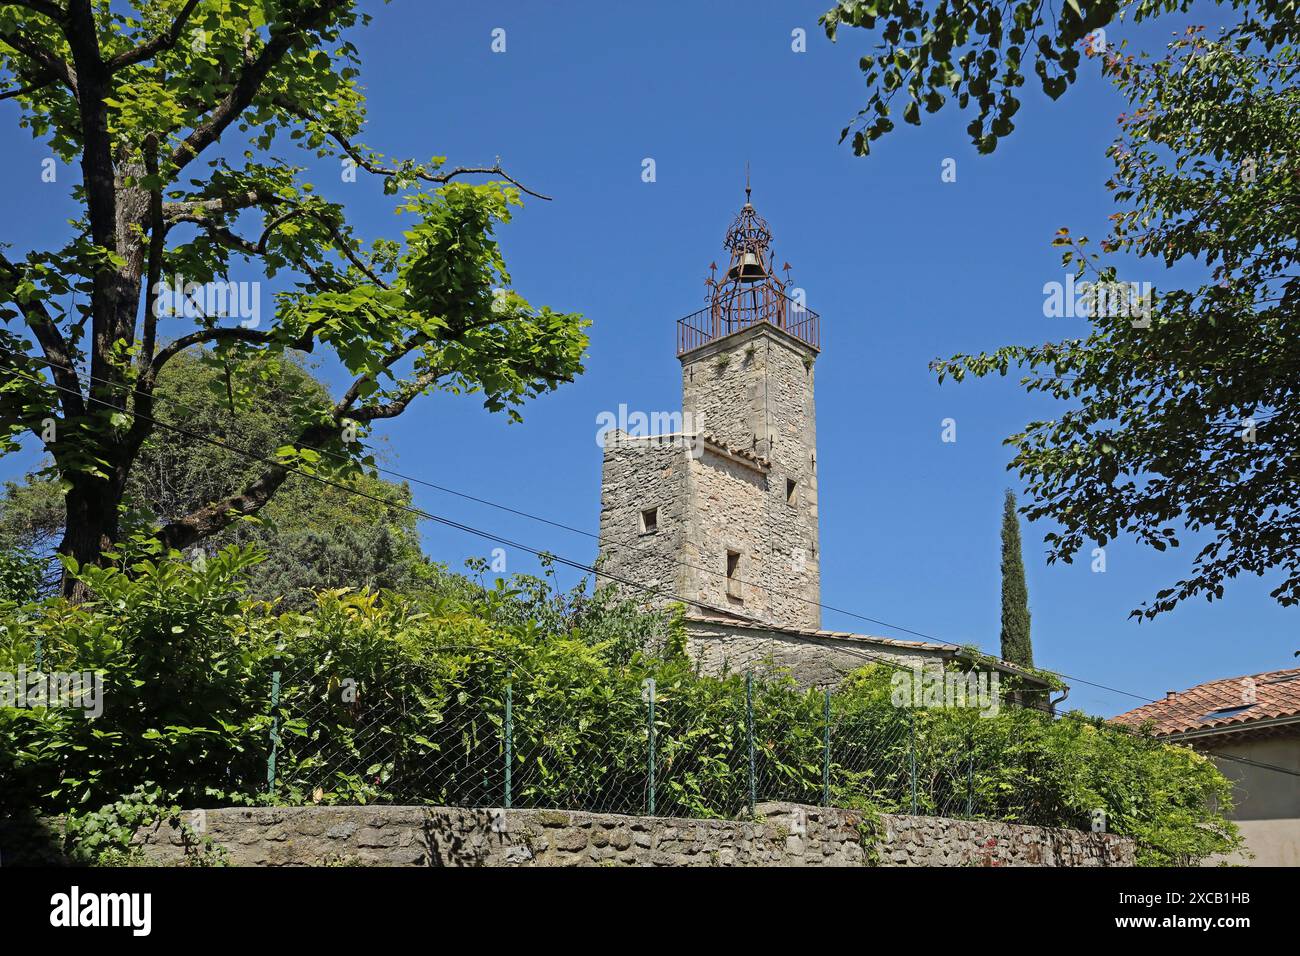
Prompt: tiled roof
<box><xmin>1111</xmin><ymin>666</ymin><xmax>1300</xmax><ymax>737</ymax></box>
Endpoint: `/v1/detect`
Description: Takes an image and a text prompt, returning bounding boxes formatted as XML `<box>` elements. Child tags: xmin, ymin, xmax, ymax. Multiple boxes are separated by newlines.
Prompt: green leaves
<box><xmin>398</xmin><ymin>184</ymin><xmax>515</xmax><ymax>331</ymax></box>
<box><xmin>2</xmin><ymin>2</ymin><xmax>587</xmax><ymax>570</ymax></box>
<box><xmin>933</xmin><ymin>31</ymin><xmax>1300</xmax><ymax>618</ymax></box>
<box><xmin>1000</xmin><ymin>491</ymin><xmax>1034</xmax><ymax>668</ymax></box>
<box><xmin>0</xmin><ymin>549</ymin><xmax>1241</xmax><ymax>863</ymax></box>
<box><xmin>0</xmin><ymin>544</ymin><xmax>280</xmax><ymax>817</ymax></box>
<box><xmin>822</xmin><ymin>1</ymin><xmax>1300</xmax><ymax>154</ymax></box>
<box><xmin>0</xmin><ymin>550</ymin><xmax>43</xmax><ymax>603</ymax></box>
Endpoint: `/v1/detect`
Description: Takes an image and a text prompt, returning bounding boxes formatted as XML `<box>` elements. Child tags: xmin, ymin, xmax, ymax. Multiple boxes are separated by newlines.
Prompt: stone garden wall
<box><xmin>876</xmin><ymin>813</ymin><xmax>1134</xmax><ymax>867</ymax></box>
<box><xmin>126</xmin><ymin>802</ymin><xmax>1133</xmax><ymax>867</ymax></box>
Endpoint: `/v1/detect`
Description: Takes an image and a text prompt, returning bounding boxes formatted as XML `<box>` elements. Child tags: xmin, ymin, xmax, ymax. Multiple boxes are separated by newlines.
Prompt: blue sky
<box><xmin>1</xmin><ymin>1</ymin><xmax>1293</xmax><ymax>717</ymax></box>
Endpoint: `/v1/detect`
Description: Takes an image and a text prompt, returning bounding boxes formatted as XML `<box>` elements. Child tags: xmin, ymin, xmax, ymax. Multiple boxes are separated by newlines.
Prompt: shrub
<box><xmin>0</xmin><ymin>543</ymin><xmax>279</xmax><ymax>812</ymax></box>
<box><xmin>0</xmin><ymin>545</ymin><xmax>1241</xmax><ymax>865</ymax></box>
<box><xmin>0</xmin><ymin>550</ymin><xmax>42</xmax><ymax>604</ymax></box>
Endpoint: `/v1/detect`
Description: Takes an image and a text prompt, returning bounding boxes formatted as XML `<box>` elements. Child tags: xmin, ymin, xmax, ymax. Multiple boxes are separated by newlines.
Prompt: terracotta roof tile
<box><xmin>1111</xmin><ymin>666</ymin><xmax>1300</xmax><ymax>737</ymax></box>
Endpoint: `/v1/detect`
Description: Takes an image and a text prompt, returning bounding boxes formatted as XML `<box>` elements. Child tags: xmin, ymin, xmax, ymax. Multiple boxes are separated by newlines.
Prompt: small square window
<box><xmin>786</xmin><ymin>478</ymin><xmax>797</xmax><ymax>504</ymax></box>
<box><xmin>640</xmin><ymin>507</ymin><xmax>658</xmax><ymax>534</ymax></box>
<box><xmin>726</xmin><ymin>550</ymin><xmax>743</xmax><ymax>600</ymax></box>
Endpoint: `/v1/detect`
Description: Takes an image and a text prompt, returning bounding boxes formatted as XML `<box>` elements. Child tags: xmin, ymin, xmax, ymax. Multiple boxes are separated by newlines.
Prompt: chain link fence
<box><xmin>263</xmin><ymin>650</ymin><xmax>1082</xmax><ymax>825</ymax></box>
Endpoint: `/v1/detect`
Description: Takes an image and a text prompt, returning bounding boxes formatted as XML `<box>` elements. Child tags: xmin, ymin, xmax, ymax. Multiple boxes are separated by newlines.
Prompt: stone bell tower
<box><xmin>598</xmin><ymin>183</ymin><xmax>821</xmax><ymax>629</ymax></box>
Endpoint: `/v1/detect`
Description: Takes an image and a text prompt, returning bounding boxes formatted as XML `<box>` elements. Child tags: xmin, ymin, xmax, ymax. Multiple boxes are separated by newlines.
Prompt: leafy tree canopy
<box><xmin>820</xmin><ymin>0</ymin><xmax>1298</xmax><ymax>155</ymax></box>
<box><xmin>934</xmin><ymin>30</ymin><xmax>1300</xmax><ymax>617</ymax></box>
<box><xmin>0</xmin><ymin>0</ymin><xmax>586</xmax><ymax>597</ymax></box>
<box><xmin>0</xmin><ymin>351</ymin><xmax>432</xmax><ymax>606</ymax></box>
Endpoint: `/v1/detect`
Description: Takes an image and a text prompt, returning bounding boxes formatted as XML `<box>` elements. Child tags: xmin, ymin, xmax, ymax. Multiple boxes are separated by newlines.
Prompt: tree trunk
<box><xmin>59</xmin><ymin>477</ymin><xmax>124</xmax><ymax>601</ymax></box>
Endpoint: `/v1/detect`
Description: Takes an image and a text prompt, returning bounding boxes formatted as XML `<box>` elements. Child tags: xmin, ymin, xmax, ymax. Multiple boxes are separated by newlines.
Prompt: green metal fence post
<box><xmin>908</xmin><ymin>706</ymin><xmax>918</xmax><ymax>814</ymax></box>
<box><xmin>965</xmin><ymin>746</ymin><xmax>974</xmax><ymax>817</ymax></box>
<box><xmin>822</xmin><ymin>688</ymin><xmax>832</xmax><ymax>807</ymax></box>
<box><xmin>746</xmin><ymin>672</ymin><xmax>755</xmax><ymax>814</ymax></box>
<box><xmin>645</xmin><ymin>677</ymin><xmax>656</xmax><ymax>816</ymax></box>
<box><xmin>398</xmin><ymin>667</ymin><xmax>410</xmax><ymax>795</ymax></box>
<box><xmin>504</xmin><ymin>670</ymin><xmax>513</xmax><ymax>810</ymax></box>
<box><xmin>266</xmin><ymin>664</ymin><xmax>282</xmax><ymax>794</ymax></box>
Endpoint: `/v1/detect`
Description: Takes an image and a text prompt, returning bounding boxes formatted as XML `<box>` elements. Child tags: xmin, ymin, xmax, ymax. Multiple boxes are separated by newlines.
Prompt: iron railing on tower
<box><xmin>677</xmin><ymin>286</ymin><xmax>820</xmax><ymax>356</ymax></box>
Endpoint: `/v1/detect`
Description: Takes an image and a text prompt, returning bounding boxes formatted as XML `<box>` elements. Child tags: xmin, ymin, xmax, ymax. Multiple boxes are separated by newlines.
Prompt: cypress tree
<box><xmin>1000</xmin><ymin>489</ymin><xmax>1034</xmax><ymax>668</ymax></box>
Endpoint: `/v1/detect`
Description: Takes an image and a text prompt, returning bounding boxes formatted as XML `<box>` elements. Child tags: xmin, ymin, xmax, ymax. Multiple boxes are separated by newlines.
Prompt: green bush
<box><xmin>0</xmin><ymin>550</ymin><xmax>42</xmax><ymax>604</ymax></box>
<box><xmin>61</xmin><ymin>785</ymin><xmax>227</xmax><ymax>867</ymax></box>
<box><xmin>0</xmin><ymin>545</ymin><xmax>1241</xmax><ymax>866</ymax></box>
<box><xmin>0</xmin><ymin>542</ymin><xmax>279</xmax><ymax>811</ymax></box>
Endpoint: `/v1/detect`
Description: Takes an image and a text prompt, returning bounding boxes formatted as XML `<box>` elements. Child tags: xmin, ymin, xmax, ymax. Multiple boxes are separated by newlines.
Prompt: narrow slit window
<box><xmin>640</xmin><ymin>507</ymin><xmax>658</xmax><ymax>534</ymax></box>
<box><xmin>786</xmin><ymin>478</ymin><xmax>797</xmax><ymax>504</ymax></box>
<box><xmin>726</xmin><ymin>550</ymin><xmax>743</xmax><ymax>600</ymax></box>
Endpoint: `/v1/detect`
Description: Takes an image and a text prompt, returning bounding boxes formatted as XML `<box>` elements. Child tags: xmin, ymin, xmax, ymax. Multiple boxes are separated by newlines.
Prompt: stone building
<box><xmin>597</xmin><ymin>187</ymin><xmax>1049</xmax><ymax>690</ymax></box>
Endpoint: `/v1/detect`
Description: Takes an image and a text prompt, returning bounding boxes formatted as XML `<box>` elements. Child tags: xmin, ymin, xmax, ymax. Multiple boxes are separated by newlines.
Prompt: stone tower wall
<box><xmin>597</xmin><ymin>317</ymin><xmax>821</xmax><ymax>629</ymax></box>
<box><xmin>681</xmin><ymin>448</ymin><xmax>771</xmax><ymax>617</ymax></box>
<box><xmin>596</xmin><ymin>434</ymin><xmax>690</xmax><ymax>600</ymax></box>
<box><xmin>679</xmin><ymin>324</ymin><xmax>820</xmax><ymax>629</ymax></box>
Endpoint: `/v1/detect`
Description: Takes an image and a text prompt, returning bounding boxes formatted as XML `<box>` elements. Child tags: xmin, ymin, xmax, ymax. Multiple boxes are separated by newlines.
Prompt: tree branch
<box><xmin>105</xmin><ymin>0</ymin><xmax>201</xmax><ymax>71</ymax></box>
<box><xmin>176</xmin><ymin>216</ymin><xmax>345</xmax><ymax>292</ymax></box>
<box><xmin>146</xmin><ymin>326</ymin><xmax>271</xmax><ymax>382</ymax></box>
<box><xmin>332</xmin><ymin>314</ymin><xmax>535</xmax><ymax>416</ymax></box>
<box><xmin>0</xmin><ymin>28</ymin><xmax>77</xmax><ymax>94</ymax></box>
<box><xmin>273</xmin><ymin>96</ymin><xmax>553</xmax><ymax>200</ymax></box>
<box><xmin>63</xmin><ymin>0</ymin><xmax>136</xmax><ymax>419</ymax></box>
<box><xmin>156</xmin><ymin>348</ymin><xmax>441</xmax><ymax>546</ymax></box>
<box><xmin>349</xmin><ymin>365</ymin><xmax>445</xmax><ymax>422</ymax></box>
<box><xmin>139</xmin><ymin>133</ymin><xmax>165</xmax><ymax>372</ymax></box>
<box><xmin>0</xmin><ymin>73</ymin><xmax>56</xmax><ymax>99</ymax></box>
<box><xmin>160</xmin><ymin>188</ymin><xmax>275</xmax><ymax>222</ymax></box>
<box><xmin>122</xmin><ymin>324</ymin><xmax>273</xmax><ymax>460</ymax></box>
<box><xmin>332</xmin><ymin>334</ymin><xmax>425</xmax><ymax>414</ymax></box>
<box><xmin>170</xmin><ymin>217</ymin><xmax>259</xmax><ymax>254</ymax></box>
<box><xmin>169</xmin><ymin>0</ymin><xmax>348</xmax><ymax>173</ymax></box>
<box><xmin>155</xmin><ymin>417</ymin><xmax>342</xmax><ymax>551</ymax></box>
<box><xmin>0</xmin><ymin>251</ymin><xmax>85</xmax><ymax>417</ymax></box>
<box><xmin>170</xmin><ymin>200</ymin><xmax>388</xmax><ymax>288</ymax></box>
<box><xmin>0</xmin><ymin>1</ymin><xmax>67</xmax><ymax>21</ymax></box>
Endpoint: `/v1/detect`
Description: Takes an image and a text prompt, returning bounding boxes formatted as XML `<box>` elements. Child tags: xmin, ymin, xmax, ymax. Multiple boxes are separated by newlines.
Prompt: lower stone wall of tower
<box><xmin>684</xmin><ymin>618</ymin><xmax>949</xmax><ymax>689</ymax></box>
<box><xmin>682</xmin><ymin>445</ymin><xmax>821</xmax><ymax>629</ymax></box>
<box><xmin>597</xmin><ymin>435</ymin><xmax>690</xmax><ymax>602</ymax></box>
<box><xmin>682</xmin><ymin>447</ymin><xmax>774</xmax><ymax>618</ymax></box>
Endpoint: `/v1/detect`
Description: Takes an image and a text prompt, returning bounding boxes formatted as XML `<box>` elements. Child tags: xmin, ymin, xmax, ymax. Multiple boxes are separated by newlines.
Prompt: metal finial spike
<box><xmin>745</xmin><ymin>162</ymin><xmax>751</xmax><ymax>203</ymax></box>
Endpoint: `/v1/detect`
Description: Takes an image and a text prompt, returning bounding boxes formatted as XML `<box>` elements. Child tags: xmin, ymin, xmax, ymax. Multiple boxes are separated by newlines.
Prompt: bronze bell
<box><xmin>727</xmin><ymin>249</ymin><xmax>767</xmax><ymax>282</ymax></box>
